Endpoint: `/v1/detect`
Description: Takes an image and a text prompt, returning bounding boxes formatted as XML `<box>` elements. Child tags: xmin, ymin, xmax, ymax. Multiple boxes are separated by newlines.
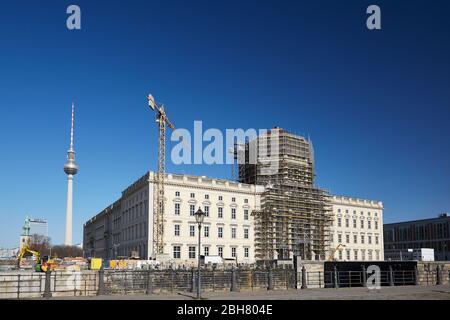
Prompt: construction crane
<box><xmin>328</xmin><ymin>243</ymin><xmax>346</xmax><ymax>261</ymax></box>
<box><xmin>147</xmin><ymin>94</ymin><xmax>175</xmax><ymax>257</ymax></box>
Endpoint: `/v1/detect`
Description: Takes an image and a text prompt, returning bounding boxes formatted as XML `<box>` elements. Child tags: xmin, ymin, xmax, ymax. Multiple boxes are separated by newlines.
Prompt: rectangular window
<box><xmin>361</xmin><ymin>235</ymin><xmax>365</xmax><ymax>244</ymax></box>
<box><xmin>345</xmin><ymin>219</ymin><xmax>349</xmax><ymax>228</ymax></box>
<box><xmin>204</xmin><ymin>246</ymin><xmax>209</xmax><ymax>256</ymax></box>
<box><xmin>231</xmin><ymin>247</ymin><xmax>236</xmax><ymax>258</ymax></box>
<box><xmin>218</xmin><ymin>207</ymin><xmax>223</xmax><ymax>218</ymax></box>
<box><xmin>354</xmin><ymin>234</ymin><xmax>357</xmax><ymax>244</ymax></box>
<box><xmin>173</xmin><ymin>246</ymin><xmax>181</xmax><ymax>259</ymax></box>
<box><xmin>361</xmin><ymin>220</ymin><xmax>364</xmax><ymax>229</ymax></box>
<box><xmin>232</xmin><ymin>197</ymin><xmax>236</xmax><ymax>202</ymax></box>
<box><xmin>190</xmin><ymin>193</ymin><xmax>195</xmax><ymax>198</ymax></box>
<box><xmin>218</xmin><ymin>227</ymin><xmax>223</xmax><ymax>238</ymax></box>
<box><xmin>368</xmin><ymin>236</ymin><xmax>372</xmax><ymax>244</ymax></box>
<box><xmin>375</xmin><ymin>221</ymin><xmax>378</xmax><ymax>230</ymax></box>
<box><xmin>368</xmin><ymin>220</ymin><xmax>371</xmax><ymax>229</ymax></box>
<box><xmin>361</xmin><ymin>250</ymin><xmax>365</xmax><ymax>261</ymax></box>
<box><xmin>218</xmin><ymin>247</ymin><xmax>223</xmax><ymax>257</ymax></box>
<box><xmin>190</xmin><ymin>225</ymin><xmax>195</xmax><ymax>237</ymax></box>
<box><xmin>190</xmin><ymin>205</ymin><xmax>195</xmax><ymax>216</ymax></box>
<box><xmin>175</xmin><ymin>191</ymin><xmax>180</xmax><ymax>197</ymax></box>
<box><xmin>346</xmin><ymin>234</ymin><xmax>350</xmax><ymax>243</ymax></box>
<box><xmin>204</xmin><ymin>226</ymin><xmax>209</xmax><ymax>237</ymax></box>
<box><xmin>231</xmin><ymin>208</ymin><xmax>236</xmax><ymax>219</ymax></box>
<box><xmin>189</xmin><ymin>246</ymin><xmax>196</xmax><ymax>259</ymax></box>
<box><xmin>375</xmin><ymin>236</ymin><xmax>379</xmax><ymax>245</ymax></box>
<box><xmin>244</xmin><ymin>210</ymin><xmax>249</xmax><ymax>220</ymax></box>
<box><xmin>354</xmin><ymin>250</ymin><xmax>358</xmax><ymax>260</ymax></box>
<box><xmin>338</xmin><ymin>250</ymin><xmax>343</xmax><ymax>260</ymax></box>
<box><xmin>244</xmin><ymin>247</ymin><xmax>249</xmax><ymax>258</ymax></box>
<box><xmin>218</xmin><ymin>196</ymin><xmax>223</xmax><ymax>201</ymax></box>
<box><xmin>174</xmin><ymin>224</ymin><xmax>180</xmax><ymax>236</ymax></box>
<box><xmin>338</xmin><ymin>234</ymin><xmax>342</xmax><ymax>243</ymax></box>
<box><xmin>346</xmin><ymin>250</ymin><xmax>351</xmax><ymax>260</ymax></box>
<box><xmin>244</xmin><ymin>228</ymin><xmax>249</xmax><ymax>239</ymax></box>
<box><xmin>204</xmin><ymin>206</ymin><xmax>209</xmax><ymax>217</ymax></box>
<box><xmin>205</xmin><ymin>194</ymin><xmax>209</xmax><ymax>199</ymax></box>
<box><xmin>338</xmin><ymin>218</ymin><xmax>342</xmax><ymax>227</ymax></box>
<box><xmin>174</xmin><ymin>203</ymin><xmax>180</xmax><ymax>215</ymax></box>
<box><xmin>231</xmin><ymin>227</ymin><xmax>236</xmax><ymax>239</ymax></box>
<box><xmin>353</xmin><ymin>219</ymin><xmax>357</xmax><ymax>228</ymax></box>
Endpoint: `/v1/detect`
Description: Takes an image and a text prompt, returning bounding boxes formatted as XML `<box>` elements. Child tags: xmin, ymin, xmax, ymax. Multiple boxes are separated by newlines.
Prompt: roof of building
<box><xmin>384</xmin><ymin>213</ymin><xmax>450</xmax><ymax>227</ymax></box>
<box><xmin>331</xmin><ymin>194</ymin><xmax>383</xmax><ymax>208</ymax></box>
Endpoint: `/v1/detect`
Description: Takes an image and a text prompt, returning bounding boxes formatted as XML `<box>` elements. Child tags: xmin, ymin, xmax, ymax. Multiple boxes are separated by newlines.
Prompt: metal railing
<box><xmin>307</xmin><ymin>270</ymin><xmax>416</xmax><ymax>288</ymax></box>
<box><xmin>0</xmin><ymin>273</ymin><xmax>44</xmax><ymax>299</ymax></box>
<box><xmin>1</xmin><ymin>265</ymin><xmax>448</xmax><ymax>299</ymax></box>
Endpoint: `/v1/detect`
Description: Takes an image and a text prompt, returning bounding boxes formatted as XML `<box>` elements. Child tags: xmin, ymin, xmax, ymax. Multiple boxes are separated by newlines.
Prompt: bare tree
<box><xmin>51</xmin><ymin>245</ymin><xmax>83</xmax><ymax>258</ymax></box>
<box><xmin>28</xmin><ymin>234</ymin><xmax>51</xmax><ymax>256</ymax></box>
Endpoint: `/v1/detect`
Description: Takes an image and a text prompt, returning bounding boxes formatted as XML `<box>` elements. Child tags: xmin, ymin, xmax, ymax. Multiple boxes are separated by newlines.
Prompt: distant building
<box><xmin>83</xmin><ymin>172</ymin><xmax>263</xmax><ymax>264</ymax></box>
<box><xmin>0</xmin><ymin>248</ymin><xmax>19</xmax><ymax>259</ymax></box>
<box><xmin>29</xmin><ymin>218</ymin><xmax>48</xmax><ymax>238</ymax></box>
<box><xmin>330</xmin><ymin>196</ymin><xmax>384</xmax><ymax>261</ymax></box>
<box><xmin>384</xmin><ymin>213</ymin><xmax>450</xmax><ymax>261</ymax></box>
<box><xmin>385</xmin><ymin>248</ymin><xmax>434</xmax><ymax>262</ymax></box>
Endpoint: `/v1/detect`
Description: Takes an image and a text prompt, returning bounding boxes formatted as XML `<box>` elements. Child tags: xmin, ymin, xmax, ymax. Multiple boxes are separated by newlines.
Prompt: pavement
<box><xmin>47</xmin><ymin>285</ymin><xmax>450</xmax><ymax>300</ymax></box>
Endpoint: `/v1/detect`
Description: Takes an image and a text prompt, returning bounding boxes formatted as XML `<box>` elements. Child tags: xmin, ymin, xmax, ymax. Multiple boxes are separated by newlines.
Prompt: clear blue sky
<box><xmin>0</xmin><ymin>0</ymin><xmax>449</xmax><ymax>247</ymax></box>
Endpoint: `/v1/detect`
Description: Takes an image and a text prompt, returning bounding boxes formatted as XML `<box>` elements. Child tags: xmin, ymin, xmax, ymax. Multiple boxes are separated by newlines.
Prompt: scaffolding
<box><xmin>238</xmin><ymin>128</ymin><xmax>333</xmax><ymax>261</ymax></box>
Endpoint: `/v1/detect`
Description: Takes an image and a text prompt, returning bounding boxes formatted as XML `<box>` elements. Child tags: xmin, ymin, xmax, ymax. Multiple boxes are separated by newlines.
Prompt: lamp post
<box><xmin>194</xmin><ymin>207</ymin><xmax>205</xmax><ymax>299</ymax></box>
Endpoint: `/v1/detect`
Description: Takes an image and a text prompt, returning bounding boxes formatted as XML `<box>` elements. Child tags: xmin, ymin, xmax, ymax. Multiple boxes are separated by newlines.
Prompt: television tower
<box><xmin>63</xmin><ymin>103</ymin><xmax>78</xmax><ymax>246</ymax></box>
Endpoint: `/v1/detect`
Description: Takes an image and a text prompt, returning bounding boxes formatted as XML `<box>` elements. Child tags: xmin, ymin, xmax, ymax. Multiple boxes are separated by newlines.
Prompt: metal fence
<box><xmin>1</xmin><ymin>265</ymin><xmax>448</xmax><ymax>299</ymax></box>
<box><xmin>0</xmin><ymin>273</ymin><xmax>45</xmax><ymax>299</ymax></box>
<box><xmin>304</xmin><ymin>269</ymin><xmax>417</xmax><ymax>288</ymax></box>
<box><xmin>102</xmin><ymin>268</ymin><xmax>297</xmax><ymax>295</ymax></box>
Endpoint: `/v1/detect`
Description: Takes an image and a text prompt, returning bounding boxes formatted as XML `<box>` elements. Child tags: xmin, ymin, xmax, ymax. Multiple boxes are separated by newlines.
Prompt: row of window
<box><xmin>336</xmin><ymin>217</ymin><xmax>378</xmax><ymax>230</ymax></box>
<box><xmin>337</xmin><ymin>249</ymin><xmax>381</xmax><ymax>261</ymax></box>
<box><xmin>122</xmin><ymin>201</ymin><xmax>148</xmax><ymax>223</ymax></box>
<box><xmin>123</xmin><ymin>190</ymin><xmax>147</xmax><ymax>209</ymax></box>
<box><xmin>122</xmin><ymin>223</ymin><xmax>147</xmax><ymax>241</ymax></box>
<box><xmin>337</xmin><ymin>233</ymin><xmax>380</xmax><ymax>245</ymax></box>
<box><xmin>174</xmin><ymin>224</ymin><xmax>250</xmax><ymax>239</ymax></box>
<box><xmin>336</xmin><ymin>208</ymin><xmax>379</xmax><ymax>217</ymax></box>
<box><xmin>173</xmin><ymin>246</ymin><xmax>250</xmax><ymax>259</ymax></box>
<box><xmin>175</xmin><ymin>191</ymin><xmax>249</xmax><ymax>204</ymax></box>
<box><xmin>174</xmin><ymin>204</ymin><xmax>249</xmax><ymax>220</ymax></box>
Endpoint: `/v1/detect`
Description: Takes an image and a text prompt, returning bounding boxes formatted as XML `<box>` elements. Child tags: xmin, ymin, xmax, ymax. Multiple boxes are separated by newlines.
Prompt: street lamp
<box><xmin>194</xmin><ymin>207</ymin><xmax>205</xmax><ymax>299</ymax></box>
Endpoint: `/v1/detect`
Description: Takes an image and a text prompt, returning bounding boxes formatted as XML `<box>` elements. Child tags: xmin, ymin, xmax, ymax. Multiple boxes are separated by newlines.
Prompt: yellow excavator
<box><xmin>17</xmin><ymin>246</ymin><xmax>56</xmax><ymax>272</ymax></box>
<box><xmin>328</xmin><ymin>244</ymin><xmax>346</xmax><ymax>261</ymax></box>
<box><xmin>17</xmin><ymin>246</ymin><xmax>43</xmax><ymax>272</ymax></box>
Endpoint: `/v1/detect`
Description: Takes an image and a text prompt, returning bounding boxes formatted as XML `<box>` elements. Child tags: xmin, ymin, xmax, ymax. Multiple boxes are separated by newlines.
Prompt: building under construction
<box><xmin>237</xmin><ymin>128</ymin><xmax>333</xmax><ymax>261</ymax></box>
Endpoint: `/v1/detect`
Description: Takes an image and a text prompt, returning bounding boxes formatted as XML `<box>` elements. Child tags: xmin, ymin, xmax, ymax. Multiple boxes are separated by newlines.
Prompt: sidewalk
<box><xmin>49</xmin><ymin>285</ymin><xmax>450</xmax><ymax>300</ymax></box>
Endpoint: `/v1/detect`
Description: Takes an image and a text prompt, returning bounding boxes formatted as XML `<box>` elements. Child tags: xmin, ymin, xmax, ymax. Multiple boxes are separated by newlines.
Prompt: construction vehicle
<box><xmin>17</xmin><ymin>246</ymin><xmax>43</xmax><ymax>272</ymax></box>
<box><xmin>328</xmin><ymin>244</ymin><xmax>346</xmax><ymax>261</ymax></box>
<box><xmin>17</xmin><ymin>247</ymin><xmax>57</xmax><ymax>272</ymax></box>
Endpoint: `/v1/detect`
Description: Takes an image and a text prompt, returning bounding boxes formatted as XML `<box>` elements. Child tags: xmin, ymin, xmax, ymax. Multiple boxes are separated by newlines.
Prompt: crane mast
<box><xmin>148</xmin><ymin>95</ymin><xmax>174</xmax><ymax>257</ymax></box>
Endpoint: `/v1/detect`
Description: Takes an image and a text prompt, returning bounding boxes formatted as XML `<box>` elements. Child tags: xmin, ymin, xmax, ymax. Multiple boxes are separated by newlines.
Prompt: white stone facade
<box><xmin>330</xmin><ymin>195</ymin><xmax>384</xmax><ymax>261</ymax></box>
<box><xmin>84</xmin><ymin>172</ymin><xmax>263</xmax><ymax>265</ymax></box>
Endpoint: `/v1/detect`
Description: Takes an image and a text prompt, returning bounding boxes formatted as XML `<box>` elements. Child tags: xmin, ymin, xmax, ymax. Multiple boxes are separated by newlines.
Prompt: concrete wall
<box><xmin>416</xmin><ymin>261</ymin><xmax>450</xmax><ymax>286</ymax></box>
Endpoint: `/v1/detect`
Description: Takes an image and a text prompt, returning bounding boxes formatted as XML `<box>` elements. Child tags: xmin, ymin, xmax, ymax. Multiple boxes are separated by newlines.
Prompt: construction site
<box><xmin>237</xmin><ymin>128</ymin><xmax>333</xmax><ymax>262</ymax></box>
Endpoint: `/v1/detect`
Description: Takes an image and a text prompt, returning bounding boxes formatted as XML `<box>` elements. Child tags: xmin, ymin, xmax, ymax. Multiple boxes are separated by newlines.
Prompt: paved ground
<box><xmin>49</xmin><ymin>285</ymin><xmax>450</xmax><ymax>300</ymax></box>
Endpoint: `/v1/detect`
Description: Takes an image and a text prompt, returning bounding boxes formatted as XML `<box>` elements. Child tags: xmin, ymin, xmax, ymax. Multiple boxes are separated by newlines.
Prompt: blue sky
<box><xmin>0</xmin><ymin>0</ymin><xmax>449</xmax><ymax>247</ymax></box>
